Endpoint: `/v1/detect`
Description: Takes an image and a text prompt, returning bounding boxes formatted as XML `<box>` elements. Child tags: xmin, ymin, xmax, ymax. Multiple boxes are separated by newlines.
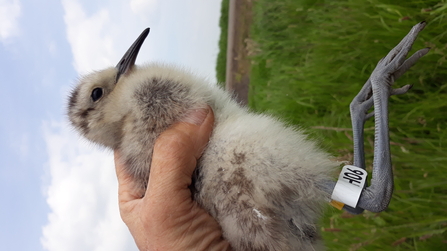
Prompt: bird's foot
<box><xmin>343</xmin><ymin>22</ymin><xmax>430</xmax><ymax>214</ymax></box>
<box><xmin>350</xmin><ymin>22</ymin><xmax>430</xmax><ymax>123</ymax></box>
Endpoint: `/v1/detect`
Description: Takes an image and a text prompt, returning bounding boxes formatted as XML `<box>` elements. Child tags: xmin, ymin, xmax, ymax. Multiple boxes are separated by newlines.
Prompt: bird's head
<box><xmin>67</xmin><ymin>28</ymin><xmax>150</xmax><ymax>148</ymax></box>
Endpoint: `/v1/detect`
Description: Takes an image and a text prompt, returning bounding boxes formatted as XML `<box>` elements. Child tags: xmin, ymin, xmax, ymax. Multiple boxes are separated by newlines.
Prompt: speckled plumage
<box><xmin>68</xmin><ymin>61</ymin><xmax>336</xmax><ymax>250</ymax></box>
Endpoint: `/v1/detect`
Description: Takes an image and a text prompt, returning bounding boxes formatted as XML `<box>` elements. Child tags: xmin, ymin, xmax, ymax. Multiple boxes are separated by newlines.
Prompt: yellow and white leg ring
<box><xmin>330</xmin><ymin>165</ymin><xmax>368</xmax><ymax>209</ymax></box>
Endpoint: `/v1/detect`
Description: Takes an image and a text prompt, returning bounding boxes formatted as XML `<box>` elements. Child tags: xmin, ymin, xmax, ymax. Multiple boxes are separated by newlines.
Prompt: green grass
<box><xmin>216</xmin><ymin>0</ymin><xmax>229</xmax><ymax>86</ymax></box>
<box><xmin>217</xmin><ymin>0</ymin><xmax>447</xmax><ymax>249</ymax></box>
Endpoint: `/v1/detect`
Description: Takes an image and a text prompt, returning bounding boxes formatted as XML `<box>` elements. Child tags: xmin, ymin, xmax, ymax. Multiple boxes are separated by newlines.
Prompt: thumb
<box><xmin>147</xmin><ymin>106</ymin><xmax>214</xmax><ymax>196</ymax></box>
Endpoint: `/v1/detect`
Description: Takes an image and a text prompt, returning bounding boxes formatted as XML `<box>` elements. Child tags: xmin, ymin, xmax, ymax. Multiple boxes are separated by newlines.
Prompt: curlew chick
<box><xmin>68</xmin><ymin>23</ymin><xmax>429</xmax><ymax>250</ymax></box>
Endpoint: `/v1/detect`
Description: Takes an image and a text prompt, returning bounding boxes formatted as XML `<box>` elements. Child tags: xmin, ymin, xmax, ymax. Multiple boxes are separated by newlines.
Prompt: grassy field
<box><xmin>215</xmin><ymin>0</ymin><xmax>229</xmax><ymax>86</ymax></box>
<box><xmin>217</xmin><ymin>0</ymin><xmax>447</xmax><ymax>250</ymax></box>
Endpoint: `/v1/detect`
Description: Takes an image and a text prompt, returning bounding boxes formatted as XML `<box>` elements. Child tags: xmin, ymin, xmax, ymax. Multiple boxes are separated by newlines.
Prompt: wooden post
<box><xmin>225</xmin><ymin>0</ymin><xmax>252</xmax><ymax>106</ymax></box>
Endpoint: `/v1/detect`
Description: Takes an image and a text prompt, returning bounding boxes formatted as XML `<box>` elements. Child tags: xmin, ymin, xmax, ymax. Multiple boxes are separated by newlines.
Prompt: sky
<box><xmin>0</xmin><ymin>0</ymin><xmax>222</xmax><ymax>250</ymax></box>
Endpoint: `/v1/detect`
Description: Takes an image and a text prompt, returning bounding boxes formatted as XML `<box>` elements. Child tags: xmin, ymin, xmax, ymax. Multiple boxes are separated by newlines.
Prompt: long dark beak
<box><xmin>116</xmin><ymin>28</ymin><xmax>150</xmax><ymax>82</ymax></box>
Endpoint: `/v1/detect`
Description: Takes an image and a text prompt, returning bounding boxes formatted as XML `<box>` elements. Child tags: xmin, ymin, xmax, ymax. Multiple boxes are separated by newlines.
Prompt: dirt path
<box><xmin>225</xmin><ymin>0</ymin><xmax>253</xmax><ymax>105</ymax></box>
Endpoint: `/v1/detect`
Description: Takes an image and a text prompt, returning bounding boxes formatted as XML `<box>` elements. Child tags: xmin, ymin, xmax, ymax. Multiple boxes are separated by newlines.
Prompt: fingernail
<box><xmin>182</xmin><ymin>107</ymin><xmax>209</xmax><ymax>126</ymax></box>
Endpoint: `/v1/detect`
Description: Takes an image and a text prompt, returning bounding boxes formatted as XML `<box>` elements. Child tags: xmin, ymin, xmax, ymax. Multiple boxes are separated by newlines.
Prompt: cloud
<box><xmin>0</xmin><ymin>0</ymin><xmax>21</xmax><ymax>41</ymax></box>
<box><xmin>61</xmin><ymin>0</ymin><xmax>115</xmax><ymax>74</ymax></box>
<box><xmin>61</xmin><ymin>0</ymin><xmax>221</xmax><ymax>79</ymax></box>
<box><xmin>41</xmin><ymin>120</ymin><xmax>137</xmax><ymax>251</ymax></box>
<box><xmin>130</xmin><ymin>0</ymin><xmax>158</xmax><ymax>16</ymax></box>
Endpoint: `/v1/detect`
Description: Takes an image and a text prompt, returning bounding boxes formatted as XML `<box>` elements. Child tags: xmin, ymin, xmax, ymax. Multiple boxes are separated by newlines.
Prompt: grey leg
<box><xmin>344</xmin><ymin>22</ymin><xmax>429</xmax><ymax>213</ymax></box>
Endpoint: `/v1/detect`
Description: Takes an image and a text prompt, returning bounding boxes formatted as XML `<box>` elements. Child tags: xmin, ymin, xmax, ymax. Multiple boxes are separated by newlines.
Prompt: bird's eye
<box><xmin>91</xmin><ymin>88</ymin><xmax>104</xmax><ymax>102</ymax></box>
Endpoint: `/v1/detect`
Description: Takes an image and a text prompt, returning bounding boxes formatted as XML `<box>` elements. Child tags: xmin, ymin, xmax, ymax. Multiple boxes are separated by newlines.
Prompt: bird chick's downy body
<box><xmin>69</xmin><ymin>62</ymin><xmax>333</xmax><ymax>250</ymax></box>
<box><xmin>68</xmin><ymin>28</ymin><xmax>334</xmax><ymax>251</ymax></box>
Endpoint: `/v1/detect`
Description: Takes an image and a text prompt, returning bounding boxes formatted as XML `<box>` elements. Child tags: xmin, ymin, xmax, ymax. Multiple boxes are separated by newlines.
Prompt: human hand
<box><xmin>114</xmin><ymin>106</ymin><xmax>232</xmax><ymax>251</ymax></box>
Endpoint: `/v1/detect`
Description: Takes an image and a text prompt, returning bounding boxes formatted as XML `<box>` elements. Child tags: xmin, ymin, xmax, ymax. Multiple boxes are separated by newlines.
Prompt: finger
<box><xmin>114</xmin><ymin>150</ymin><xmax>142</xmax><ymax>203</ymax></box>
<box><xmin>148</xmin><ymin>106</ymin><xmax>215</xmax><ymax>197</ymax></box>
<box><xmin>179</xmin><ymin>106</ymin><xmax>216</xmax><ymax>159</ymax></box>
